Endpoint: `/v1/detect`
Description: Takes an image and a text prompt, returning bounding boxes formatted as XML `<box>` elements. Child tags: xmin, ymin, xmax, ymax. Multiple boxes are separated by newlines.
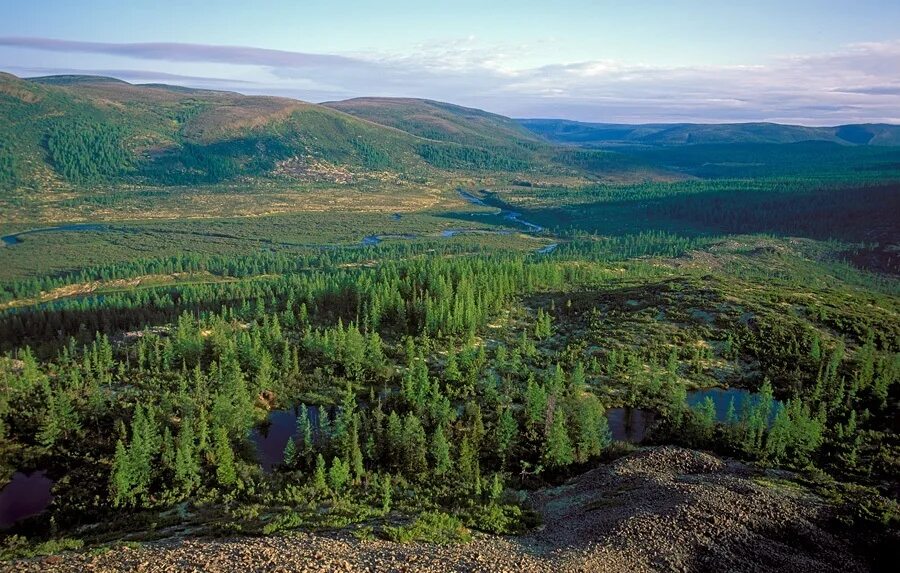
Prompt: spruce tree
<box><xmin>575</xmin><ymin>396</ymin><xmax>610</xmax><ymax>462</ymax></box>
<box><xmin>328</xmin><ymin>456</ymin><xmax>351</xmax><ymax>493</ymax></box>
<box><xmin>283</xmin><ymin>437</ymin><xmax>297</xmax><ymax>467</ymax></box>
<box><xmin>430</xmin><ymin>424</ymin><xmax>452</xmax><ymax>476</ymax></box>
<box><xmin>524</xmin><ymin>375</ymin><xmax>547</xmax><ymax>439</ymax></box>
<box><xmin>110</xmin><ymin>438</ymin><xmax>133</xmax><ymax>507</ymax></box>
<box><xmin>543</xmin><ymin>407</ymin><xmax>574</xmax><ymax>468</ymax></box>
<box><xmin>313</xmin><ymin>453</ymin><xmax>328</xmax><ymax>492</ymax></box>
<box><xmin>401</xmin><ymin>413</ymin><xmax>428</xmax><ymax>479</ymax></box>
<box><xmin>213</xmin><ymin>425</ymin><xmax>238</xmax><ymax>488</ymax></box>
<box><xmin>297</xmin><ymin>404</ymin><xmax>314</xmax><ymax>460</ymax></box>
<box><xmin>381</xmin><ymin>474</ymin><xmax>392</xmax><ymax>513</ymax></box>
<box><xmin>495</xmin><ymin>406</ymin><xmax>518</xmax><ymax>468</ymax></box>
<box><xmin>457</xmin><ymin>435</ymin><xmax>480</xmax><ymax>492</ymax></box>
<box><xmin>174</xmin><ymin>421</ymin><xmax>200</xmax><ymax>494</ymax></box>
<box><xmin>348</xmin><ymin>420</ymin><xmax>365</xmax><ymax>481</ymax></box>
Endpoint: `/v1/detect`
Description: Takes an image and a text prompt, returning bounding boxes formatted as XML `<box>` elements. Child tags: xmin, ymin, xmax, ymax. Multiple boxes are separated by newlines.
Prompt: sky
<box><xmin>1</xmin><ymin>0</ymin><xmax>899</xmax><ymax>124</ymax></box>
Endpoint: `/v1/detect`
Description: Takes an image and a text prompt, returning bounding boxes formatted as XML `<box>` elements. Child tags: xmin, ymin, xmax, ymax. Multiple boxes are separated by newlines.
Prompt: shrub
<box><xmin>382</xmin><ymin>511</ymin><xmax>471</xmax><ymax>544</ymax></box>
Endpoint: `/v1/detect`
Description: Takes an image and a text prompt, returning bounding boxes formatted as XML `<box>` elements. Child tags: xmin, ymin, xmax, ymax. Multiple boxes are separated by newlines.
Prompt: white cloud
<box><xmin>2</xmin><ymin>36</ymin><xmax>899</xmax><ymax>124</ymax></box>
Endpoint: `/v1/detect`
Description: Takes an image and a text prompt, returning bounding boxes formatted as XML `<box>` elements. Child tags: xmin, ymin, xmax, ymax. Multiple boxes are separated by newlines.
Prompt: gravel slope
<box><xmin>5</xmin><ymin>447</ymin><xmax>867</xmax><ymax>573</ymax></box>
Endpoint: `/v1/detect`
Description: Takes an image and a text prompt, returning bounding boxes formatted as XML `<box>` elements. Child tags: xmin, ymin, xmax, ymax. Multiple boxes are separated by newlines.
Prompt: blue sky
<box><xmin>2</xmin><ymin>0</ymin><xmax>899</xmax><ymax>124</ymax></box>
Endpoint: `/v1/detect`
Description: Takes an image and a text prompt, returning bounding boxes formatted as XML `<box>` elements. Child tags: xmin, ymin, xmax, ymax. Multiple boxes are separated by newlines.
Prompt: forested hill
<box><xmin>322</xmin><ymin>97</ymin><xmax>544</xmax><ymax>150</ymax></box>
<box><xmin>0</xmin><ymin>73</ymin><xmax>602</xmax><ymax>192</ymax></box>
<box><xmin>0</xmin><ymin>72</ymin><xmax>434</xmax><ymax>190</ymax></box>
<box><xmin>519</xmin><ymin>118</ymin><xmax>900</xmax><ymax>147</ymax></box>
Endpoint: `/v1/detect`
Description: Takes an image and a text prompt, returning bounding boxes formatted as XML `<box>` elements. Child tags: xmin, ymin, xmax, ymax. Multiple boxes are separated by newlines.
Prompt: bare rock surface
<box><xmin>4</xmin><ymin>447</ymin><xmax>866</xmax><ymax>573</ymax></box>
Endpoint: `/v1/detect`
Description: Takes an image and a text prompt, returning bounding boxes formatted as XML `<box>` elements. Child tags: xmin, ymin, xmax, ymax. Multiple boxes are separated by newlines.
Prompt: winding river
<box><xmin>1</xmin><ymin>224</ymin><xmax>110</xmax><ymax>247</ymax></box>
<box><xmin>361</xmin><ymin>190</ymin><xmax>555</xmax><ymax>252</ymax></box>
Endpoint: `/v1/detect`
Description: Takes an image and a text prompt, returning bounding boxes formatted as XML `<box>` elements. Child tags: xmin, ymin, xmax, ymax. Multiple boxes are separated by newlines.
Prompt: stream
<box><xmin>360</xmin><ymin>190</ymin><xmax>554</xmax><ymax>251</ymax></box>
<box><xmin>1</xmin><ymin>224</ymin><xmax>110</xmax><ymax>247</ymax></box>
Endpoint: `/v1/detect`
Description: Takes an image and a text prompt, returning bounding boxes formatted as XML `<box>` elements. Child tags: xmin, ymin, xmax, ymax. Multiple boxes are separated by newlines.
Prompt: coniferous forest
<box><xmin>0</xmin><ymin>71</ymin><xmax>897</xmax><ymax>571</ymax></box>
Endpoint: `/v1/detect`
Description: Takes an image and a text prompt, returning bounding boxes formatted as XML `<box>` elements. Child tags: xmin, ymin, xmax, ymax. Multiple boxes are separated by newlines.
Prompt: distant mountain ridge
<box><xmin>2</xmin><ymin>72</ymin><xmax>899</xmax><ymax>193</ymax></box>
<box><xmin>518</xmin><ymin>118</ymin><xmax>900</xmax><ymax>147</ymax></box>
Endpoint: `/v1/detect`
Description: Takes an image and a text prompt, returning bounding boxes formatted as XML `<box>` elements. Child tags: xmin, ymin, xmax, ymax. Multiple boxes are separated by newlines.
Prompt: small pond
<box><xmin>687</xmin><ymin>387</ymin><xmax>782</xmax><ymax>422</ymax></box>
<box><xmin>253</xmin><ymin>387</ymin><xmax>779</xmax><ymax>469</ymax></box>
<box><xmin>256</xmin><ymin>402</ymin><xmax>658</xmax><ymax>468</ymax></box>
<box><xmin>606</xmin><ymin>407</ymin><xmax>656</xmax><ymax>443</ymax></box>
<box><xmin>0</xmin><ymin>471</ymin><xmax>53</xmax><ymax>529</ymax></box>
<box><xmin>253</xmin><ymin>405</ymin><xmax>328</xmax><ymax>471</ymax></box>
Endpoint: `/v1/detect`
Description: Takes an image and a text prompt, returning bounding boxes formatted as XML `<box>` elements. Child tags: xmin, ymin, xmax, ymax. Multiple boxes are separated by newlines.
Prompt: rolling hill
<box><xmin>0</xmin><ymin>72</ymin><xmax>438</xmax><ymax>190</ymax></box>
<box><xmin>519</xmin><ymin>118</ymin><xmax>900</xmax><ymax>147</ymax></box>
<box><xmin>0</xmin><ymin>74</ymin><xmax>588</xmax><ymax>193</ymax></box>
<box><xmin>323</xmin><ymin>97</ymin><xmax>545</xmax><ymax>149</ymax></box>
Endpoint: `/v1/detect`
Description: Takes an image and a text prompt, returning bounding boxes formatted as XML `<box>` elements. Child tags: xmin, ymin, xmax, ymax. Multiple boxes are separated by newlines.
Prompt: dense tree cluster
<box><xmin>418</xmin><ymin>143</ymin><xmax>530</xmax><ymax>171</ymax></box>
<box><xmin>46</xmin><ymin>119</ymin><xmax>131</xmax><ymax>182</ymax></box>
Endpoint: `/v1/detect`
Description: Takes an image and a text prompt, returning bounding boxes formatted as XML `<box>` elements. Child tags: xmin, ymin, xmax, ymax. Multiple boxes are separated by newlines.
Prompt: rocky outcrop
<box><xmin>6</xmin><ymin>447</ymin><xmax>866</xmax><ymax>572</ymax></box>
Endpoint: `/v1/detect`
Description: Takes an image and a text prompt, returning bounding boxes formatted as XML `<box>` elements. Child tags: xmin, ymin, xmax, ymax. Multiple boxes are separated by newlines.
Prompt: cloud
<box><xmin>2</xmin><ymin>36</ymin><xmax>899</xmax><ymax>124</ymax></box>
<box><xmin>0</xmin><ymin>37</ymin><xmax>365</xmax><ymax>69</ymax></box>
<box><xmin>831</xmin><ymin>85</ymin><xmax>900</xmax><ymax>96</ymax></box>
<box><xmin>8</xmin><ymin>65</ymin><xmax>256</xmax><ymax>86</ymax></box>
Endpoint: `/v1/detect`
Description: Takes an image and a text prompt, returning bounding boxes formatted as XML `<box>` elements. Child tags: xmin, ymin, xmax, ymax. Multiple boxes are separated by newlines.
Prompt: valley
<box><xmin>0</xmin><ymin>73</ymin><xmax>897</xmax><ymax>572</ymax></box>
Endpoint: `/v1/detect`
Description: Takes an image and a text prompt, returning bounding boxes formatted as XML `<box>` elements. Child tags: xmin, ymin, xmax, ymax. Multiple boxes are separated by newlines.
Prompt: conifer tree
<box><xmin>524</xmin><ymin>375</ymin><xmax>548</xmax><ymax>439</ymax></box>
<box><xmin>283</xmin><ymin>437</ymin><xmax>297</xmax><ymax>467</ymax></box>
<box><xmin>348</xmin><ymin>419</ymin><xmax>365</xmax><ymax>481</ymax></box>
<box><xmin>381</xmin><ymin>474</ymin><xmax>392</xmax><ymax>513</ymax></box>
<box><xmin>543</xmin><ymin>407</ymin><xmax>574</xmax><ymax>468</ymax></box>
<box><xmin>575</xmin><ymin>396</ymin><xmax>610</xmax><ymax>462</ymax></box>
<box><xmin>401</xmin><ymin>413</ymin><xmax>428</xmax><ymax>479</ymax></box>
<box><xmin>457</xmin><ymin>435</ymin><xmax>480</xmax><ymax>492</ymax></box>
<box><xmin>213</xmin><ymin>425</ymin><xmax>238</xmax><ymax>488</ymax></box>
<box><xmin>174</xmin><ymin>421</ymin><xmax>200</xmax><ymax>494</ymax></box>
<box><xmin>495</xmin><ymin>406</ymin><xmax>518</xmax><ymax>468</ymax></box>
<box><xmin>430</xmin><ymin>424</ymin><xmax>452</xmax><ymax>476</ymax></box>
<box><xmin>328</xmin><ymin>456</ymin><xmax>351</xmax><ymax>493</ymax></box>
<box><xmin>111</xmin><ymin>438</ymin><xmax>134</xmax><ymax>507</ymax></box>
<box><xmin>313</xmin><ymin>453</ymin><xmax>328</xmax><ymax>492</ymax></box>
<box><xmin>296</xmin><ymin>404</ymin><xmax>314</xmax><ymax>460</ymax></box>
<box><xmin>693</xmin><ymin>397</ymin><xmax>717</xmax><ymax>444</ymax></box>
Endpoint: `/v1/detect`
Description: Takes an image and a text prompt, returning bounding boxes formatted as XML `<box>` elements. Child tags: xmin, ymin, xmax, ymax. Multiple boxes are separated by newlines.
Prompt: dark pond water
<box><xmin>253</xmin><ymin>405</ymin><xmax>327</xmax><ymax>471</ymax></box>
<box><xmin>256</xmin><ymin>401</ymin><xmax>656</xmax><ymax>467</ymax></box>
<box><xmin>606</xmin><ymin>407</ymin><xmax>656</xmax><ymax>443</ymax></box>
<box><xmin>1</xmin><ymin>224</ymin><xmax>110</xmax><ymax>247</ymax></box>
<box><xmin>0</xmin><ymin>471</ymin><xmax>53</xmax><ymax>529</ymax></box>
<box><xmin>253</xmin><ymin>388</ymin><xmax>775</xmax><ymax>467</ymax></box>
<box><xmin>687</xmin><ymin>387</ymin><xmax>782</xmax><ymax>422</ymax></box>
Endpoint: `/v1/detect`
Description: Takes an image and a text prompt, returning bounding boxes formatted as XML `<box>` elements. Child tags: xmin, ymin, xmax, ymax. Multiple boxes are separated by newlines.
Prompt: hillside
<box><xmin>323</xmin><ymin>97</ymin><xmax>544</xmax><ymax>149</ymax></box>
<box><xmin>519</xmin><ymin>118</ymin><xmax>900</xmax><ymax>147</ymax></box>
<box><xmin>3</xmin><ymin>74</ymin><xmax>613</xmax><ymax>196</ymax></box>
<box><xmin>0</xmin><ymin>72</ymin><xmax>441</xmax><ymax>191</ymax></box>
